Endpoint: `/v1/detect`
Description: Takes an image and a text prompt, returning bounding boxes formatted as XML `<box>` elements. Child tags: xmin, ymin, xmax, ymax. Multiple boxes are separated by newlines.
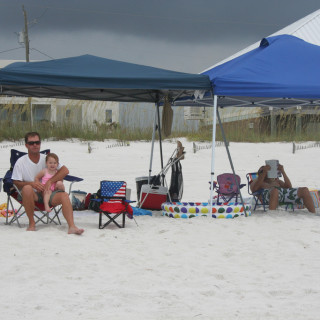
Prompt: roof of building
<box><xmin>202</xmin><ymin>9</ymin><xmax>320</xmax><ymax>72</ymax></box>
<box><xmin>0</xmin><ymin>60</ymin><xmax>26</xmax><ymax>68</ymax></box>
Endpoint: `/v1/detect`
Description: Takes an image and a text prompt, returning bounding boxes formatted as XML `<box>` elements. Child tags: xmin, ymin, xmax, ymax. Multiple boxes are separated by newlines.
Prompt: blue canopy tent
<box><xmin>0</xmin><ymin>55</ymin><xmax>211</xmax><ymax>188</ymax></box>
<box><xmin>204</xmin><ymin>35</ymin><xmax>320</xmax><ymax>100</ymax></box>
<box><xmin>1</xmin><ymin>36</ymin><xmax>319</xmax><ymax>212</ymax></box>
<box><xmin>178</xmin><ymin>35</ymin><xmax>320</xmax><ymax>213</ymax></box>
<box><xmin>178</xmin><ymin>35</ymin><xmax>320</xmax><ymax>109</ymax></box>
<box><xmin>0</xmin><ymin>54</ymin><xmax>211</xmax><ymax>102</ymax></box>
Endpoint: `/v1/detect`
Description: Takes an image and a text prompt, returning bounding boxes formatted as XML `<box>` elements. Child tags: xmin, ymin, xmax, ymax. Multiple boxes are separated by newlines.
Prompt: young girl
<box><xmin>35</xmin><ymin>153</ymin><xmax>65</xmax><ymax>212</ymax></box>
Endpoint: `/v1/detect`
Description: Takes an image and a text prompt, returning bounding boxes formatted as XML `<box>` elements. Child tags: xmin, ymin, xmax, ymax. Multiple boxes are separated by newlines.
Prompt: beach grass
<box><xmin>0</xmin><ymin>119</ymin><xmax>319</xmax><ymax>143</ymax></box>
<box><xmin>0</xmin><ymin>102</ymin><xmax>319</xmax><ymax>142</ymax></box>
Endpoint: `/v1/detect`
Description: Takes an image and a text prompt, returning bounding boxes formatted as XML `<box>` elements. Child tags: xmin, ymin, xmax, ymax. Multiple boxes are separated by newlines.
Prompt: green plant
<box><xmin>0</xmin><ymin>102</ymin><xmax>319</xmax><ymax>143</ymax></box>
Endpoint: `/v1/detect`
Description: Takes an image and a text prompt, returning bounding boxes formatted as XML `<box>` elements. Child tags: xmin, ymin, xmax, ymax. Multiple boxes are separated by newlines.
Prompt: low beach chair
<box><xmin>3</xmin><ymin>148</ymin><xmax>83</xmax><ymax>227</ymax></box>
<box><xmin>98</xmin><ymin>180</ymin><xmax>135</xmax><ymax>229</ymax></box>
<box><xmin>214</xmin><ymin>173</ymin><xmax>245</xmax><ymax>204</ymax></box>
<box><xmin>246</xmin><ymin>172</ymin><xmax>267</xmax><ymax>211</ymax></box>
<box><xmin>246</xmin><ymin>172</ymin><xmax>294</xmax><ymax>211</ymax></box>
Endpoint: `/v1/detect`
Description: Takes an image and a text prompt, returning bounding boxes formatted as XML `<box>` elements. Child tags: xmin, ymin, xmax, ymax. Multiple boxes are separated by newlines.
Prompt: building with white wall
<box><xmin>0</xmin><ymin>91</ymin><xmax>201</xmax><ymax>133</ymax></box>
<box><xmin>0</xmin><ymin>96</ymin><xmax>120</xmax><ymax>128</ymax></box>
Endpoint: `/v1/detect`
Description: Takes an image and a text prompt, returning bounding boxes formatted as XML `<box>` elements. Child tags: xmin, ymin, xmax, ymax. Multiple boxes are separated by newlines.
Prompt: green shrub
<box><xmin>0</xmin><ymin>103</ymin><xmax>319</xmax><ymax>143</ymax></box>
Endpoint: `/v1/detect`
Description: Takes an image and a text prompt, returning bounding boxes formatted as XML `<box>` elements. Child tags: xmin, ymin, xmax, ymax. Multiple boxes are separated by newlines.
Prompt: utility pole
<box><xmin>22</xmin><ymin>5</ymin><xmax>30</xmax><ymax>62</ymax></box>
<box><xmin>22</xmin><ymin>5</ymin><xmax>33</xmax><ymax>128</ymax></box>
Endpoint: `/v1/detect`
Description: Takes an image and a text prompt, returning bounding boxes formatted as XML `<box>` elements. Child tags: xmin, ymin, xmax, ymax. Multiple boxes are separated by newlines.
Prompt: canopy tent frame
<box><xmin>0</xmin><ymin>85</ymin><xmax>203</xmax><ymax>103</ymax></box>
<box><xmin>197</xmin><ymin>93</ymin><xmax>249</xmax><ymax>216</ymax></box>
<box><xmin>148</xmin><ymin>102</ymin><xmax>165</xmax><ymax>181</ymax></box>
<box><xmin>2</xmin><ymin>35</ymin><xmax>320</xmax><ymax>210</ymax></box>
<box><xmin>175</xmin><ymin>95</ymin><xmax>320</xmax><ymax>109</ymax></box>
<box><xmin>0</xmin><ymin>54</ymin><xmax>212</xmax><ymax>193</ymax></box>
<box><xmin>177</xmin><ymin>35</ymin><xmax>320</xmax><ymax>215</ymax></box>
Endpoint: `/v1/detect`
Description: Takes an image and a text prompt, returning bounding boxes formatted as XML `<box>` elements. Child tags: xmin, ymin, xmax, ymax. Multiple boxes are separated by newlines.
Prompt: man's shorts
<box><xmin>262</xmin><ymin>187</ymin><xmax>303</xmax><ymax>205</ymax></box>
<box><xmin>18</xmin><ymin>190</ymin><xmax>64</xmax><ymax>207</ymax></box>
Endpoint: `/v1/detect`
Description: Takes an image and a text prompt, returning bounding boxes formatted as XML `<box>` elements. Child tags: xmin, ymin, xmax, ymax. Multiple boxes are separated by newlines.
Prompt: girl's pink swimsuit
<box><xmin>41</xmin><ymin>169</ymin><xmax>57</xmax><ymax>191</ymax></box>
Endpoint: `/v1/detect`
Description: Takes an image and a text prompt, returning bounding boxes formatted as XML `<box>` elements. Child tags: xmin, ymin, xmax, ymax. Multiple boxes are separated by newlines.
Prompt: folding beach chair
<box><xmin>98</xmin><ymin>180</ymin><xmax>135</xmax><ymax>229</ymax></box>
<box><xmin>3</xmin><ymin>148</ymin><xmax>83</xmax><ymax>227</ymax></box>
<box><xmin>246</xmin><ymin>172</ymin><xmax>294</xmax><ymax>212</ymax></box>
<box><xmin>214</xmin><ymin>173</ymin><xmax>246</xmax><ymax>204</ymax></box>
<box><xmin>246</xmin><ymin>172</ymin><xmax>267</xmax><ymax>211</ymax></box>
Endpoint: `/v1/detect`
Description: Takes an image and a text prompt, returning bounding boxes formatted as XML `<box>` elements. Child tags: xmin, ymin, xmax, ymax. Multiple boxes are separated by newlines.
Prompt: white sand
<box><xmin>0</xmin><ymin>139</ymin><xmax>320</xmax><ymax>320</ymax></box>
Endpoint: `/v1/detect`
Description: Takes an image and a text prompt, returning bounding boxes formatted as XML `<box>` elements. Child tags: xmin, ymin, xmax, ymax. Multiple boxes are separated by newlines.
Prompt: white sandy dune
<box><xmin>0</xmin><ymin>139</ymin><xmax>319</xmax><ymax>320</ymax></box>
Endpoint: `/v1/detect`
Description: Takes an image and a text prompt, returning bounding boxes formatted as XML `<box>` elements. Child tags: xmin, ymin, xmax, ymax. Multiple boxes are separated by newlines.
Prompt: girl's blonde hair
<box><xmin>46</xmin><ymin>153</ymin><xmax>59</xmax><ymax>163</ymax></box>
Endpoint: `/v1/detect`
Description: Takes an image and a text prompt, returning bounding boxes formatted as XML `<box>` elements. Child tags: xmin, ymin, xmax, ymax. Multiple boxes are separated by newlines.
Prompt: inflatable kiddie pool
<box><xmin>161</xmin><ymin>201</ymin><xmax>251</xmax><ymax>219</ymax></box>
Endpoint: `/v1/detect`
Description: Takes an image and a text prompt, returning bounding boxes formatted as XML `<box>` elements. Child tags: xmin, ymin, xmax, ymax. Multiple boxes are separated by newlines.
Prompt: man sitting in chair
<box><xmin>250</xmin><ymin>164</ymin><xmax>315</xmax><ymax>213</ymax></box>
<box><xmin>12</xmin><ymin>132</ymin><xmax>84</xmax><ymax>234</ymax></box>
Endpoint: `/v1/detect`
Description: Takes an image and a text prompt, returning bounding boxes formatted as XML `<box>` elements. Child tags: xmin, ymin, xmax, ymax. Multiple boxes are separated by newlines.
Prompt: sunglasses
<box><xmin>26</xmin><ymin>141</ymin><xmax>41</xmax><ymax>146</ymax></box>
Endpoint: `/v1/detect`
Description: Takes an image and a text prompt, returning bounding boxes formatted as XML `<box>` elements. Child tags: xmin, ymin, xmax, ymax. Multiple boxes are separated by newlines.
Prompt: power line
<box><xmin>30</xmin><ymin>48</ymin><xmax>54</xmax><ymax>59</ymax></box>
<box><xmin>28</xmin><ymin>8</ymin><xmax>48</xmax><ymax>29</ymax></box>
<box><xmin>0</xmin><ymin>47</ymin><xmax>23</xmax><ymax>54</ymax></box>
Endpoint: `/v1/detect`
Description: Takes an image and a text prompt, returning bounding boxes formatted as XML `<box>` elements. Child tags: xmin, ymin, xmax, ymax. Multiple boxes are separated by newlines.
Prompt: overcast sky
<box><xmin>0</xmin><ymin>0</ymin><xmax>319</xmax><ymax>73</ymax></box>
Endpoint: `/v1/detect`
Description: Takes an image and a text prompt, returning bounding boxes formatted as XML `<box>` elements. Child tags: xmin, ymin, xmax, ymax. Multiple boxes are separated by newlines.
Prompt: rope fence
<box><xmin>0</xmin><ymin>137</ymin><xmax>59</xmax><ymax>149</ymax></box>
<box><xmin>106</xmin><ymin>141</ymin><xmax>130</xmax><ymax>149</ymax></box>
<box><xmin>87</xmin><ymin>141</ymin><xmax>130</xmax><ymax>153</ymax></box>
<box><xmin>193</xmin><ymin>141</ymin><xmax>228</xmax><ymax>153</ymax></box>
<box><xmin>292</xmin><ymin>141</ymin><xmax>320</xmax><ymax>153</ymax></box>
<box><xmin>0</xmin><ymin>142</ymin><xmax>25</xmax><ymax>149</ymax></box>
<box><xmin>0</xmin><ymin>139</ymin><xmax>131</xmax><ymax>153</ymax></box>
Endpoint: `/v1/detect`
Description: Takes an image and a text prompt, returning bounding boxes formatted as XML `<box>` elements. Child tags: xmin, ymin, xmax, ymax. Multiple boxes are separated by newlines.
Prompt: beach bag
<box><xmin>88</xmin><ymin>190</ymin><xmax>101</xmax><ymax>212</ymax></box>
<box><xmin>84</xmin><ymin>193</ymin><xmax>91</xmax><ymax>209</ymax></box>
<box><xmin>71</xmin><ymin>190</ymin><xmax>87</xmax><ymax>210</ymax></box>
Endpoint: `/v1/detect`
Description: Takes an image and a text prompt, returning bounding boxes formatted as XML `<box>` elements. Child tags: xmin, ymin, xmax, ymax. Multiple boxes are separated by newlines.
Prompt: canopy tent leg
<box><xmin>156</xmin><ymin>102</ymin><xmax>164</xmax><ymax>185</ymax></box>
<box><xmin>209</xmin><ymin>94</ymin><xmax>218</xmax><ymax>214</ymax></box>
<box><xmin>216</xmin><ymin>107</ymin><xmax>248</xmax><ymax>217</ymax></box>
<box><xmin>148</xmin><ymin>102</ymin><xmax>164</xmax><ymax>185</ymax></box>
<box><xmin>148</xmin><ymin>105</ymin><xmax>158</xmax><ymax>183</ymax></box>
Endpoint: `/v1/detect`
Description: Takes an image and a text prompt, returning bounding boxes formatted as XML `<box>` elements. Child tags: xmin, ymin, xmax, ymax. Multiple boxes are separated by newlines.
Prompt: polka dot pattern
<box><xmin>161</xmin><ymin>202</ymin><xmax>251</xmax><ymax>219</ymax></box>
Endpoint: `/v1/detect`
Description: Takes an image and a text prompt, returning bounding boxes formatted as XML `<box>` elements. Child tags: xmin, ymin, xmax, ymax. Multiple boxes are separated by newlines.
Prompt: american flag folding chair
<box><xmin>98</xmin><ymin>180</ymin><xmax>134</xmax><ymax>229</ymax></box>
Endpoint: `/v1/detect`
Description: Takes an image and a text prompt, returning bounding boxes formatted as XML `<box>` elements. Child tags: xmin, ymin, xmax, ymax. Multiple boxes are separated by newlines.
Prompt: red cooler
<box><xmin>140</xmin><ymin>185</ymin><xmax>168</xmax><ymax>210</ymax></box>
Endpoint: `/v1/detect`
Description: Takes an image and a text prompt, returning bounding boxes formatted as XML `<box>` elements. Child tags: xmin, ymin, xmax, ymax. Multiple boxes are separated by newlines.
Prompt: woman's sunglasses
<box><xmin>26</xmin><ymin>141</ymin><xmax>41</xmax><ymax>145</ymax></box>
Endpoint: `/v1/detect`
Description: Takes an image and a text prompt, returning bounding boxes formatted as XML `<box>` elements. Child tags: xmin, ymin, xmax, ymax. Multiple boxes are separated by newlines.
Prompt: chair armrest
<box><xmin>125</xmin><ymin>200</ymin><xmax>136</xmax><ymax>204</ymax></box>
<box><xmin>64</xmin><ymin>175</ymin><xmax>83</xmax><ymax>195</ymax></box>
<box><xmin>64</xmin><ymin>175</ymin><xmax>83</xmax><ymax>183</ymax></box>
<box><xmin>208</xmin><ymin>181</ymin><xmax>217</xmax><ymax>189</ymax></box>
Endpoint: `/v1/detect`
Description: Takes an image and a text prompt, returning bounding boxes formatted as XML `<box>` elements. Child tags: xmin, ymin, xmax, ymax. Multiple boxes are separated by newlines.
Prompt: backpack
<box><xmin>88</xmin><ymin>189</ymin><xmax>101</xmax><ymax>212</ymax></box>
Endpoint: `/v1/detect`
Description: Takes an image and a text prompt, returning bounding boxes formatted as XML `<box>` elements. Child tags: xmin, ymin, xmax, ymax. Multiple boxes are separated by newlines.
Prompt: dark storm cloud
<box><xmin>2</xmin><ymin>0</ymin><xmax>319</xmax><ymax>43</ymax></box>
<box><xmin>0</xmin><ymin>0</ymin><xmax>319</xmax><ymax>71</ymax></box>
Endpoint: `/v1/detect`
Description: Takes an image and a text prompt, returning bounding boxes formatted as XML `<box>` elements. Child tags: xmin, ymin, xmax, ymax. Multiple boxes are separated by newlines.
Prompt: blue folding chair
<box><xmin>247</xmin><ymin>172</ymin><xmax>295</xmax><ymax>212</ymax></box>
<box><xmin>3</xmin><ymin>148</ymin><xmax>83</xmax><ymax>227</ymax></box>
<box><xmin>246</xmin><ymin>172</ymin><xmax>267</xmax><ymax>211</ymax></box>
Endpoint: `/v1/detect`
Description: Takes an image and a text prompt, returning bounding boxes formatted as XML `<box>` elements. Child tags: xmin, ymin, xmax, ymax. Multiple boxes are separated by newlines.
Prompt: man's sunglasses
<box><xmin>26</xmin><ymin>141</ymin><xmax>41</xmax><ymax>145</ymax></box>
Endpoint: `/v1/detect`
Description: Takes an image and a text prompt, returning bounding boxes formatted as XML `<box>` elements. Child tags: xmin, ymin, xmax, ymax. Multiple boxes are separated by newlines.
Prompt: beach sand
<box><xmin>0</xmin><ymin>139</ymin><xmax>319</xmax><ymax>320</ymax></box>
